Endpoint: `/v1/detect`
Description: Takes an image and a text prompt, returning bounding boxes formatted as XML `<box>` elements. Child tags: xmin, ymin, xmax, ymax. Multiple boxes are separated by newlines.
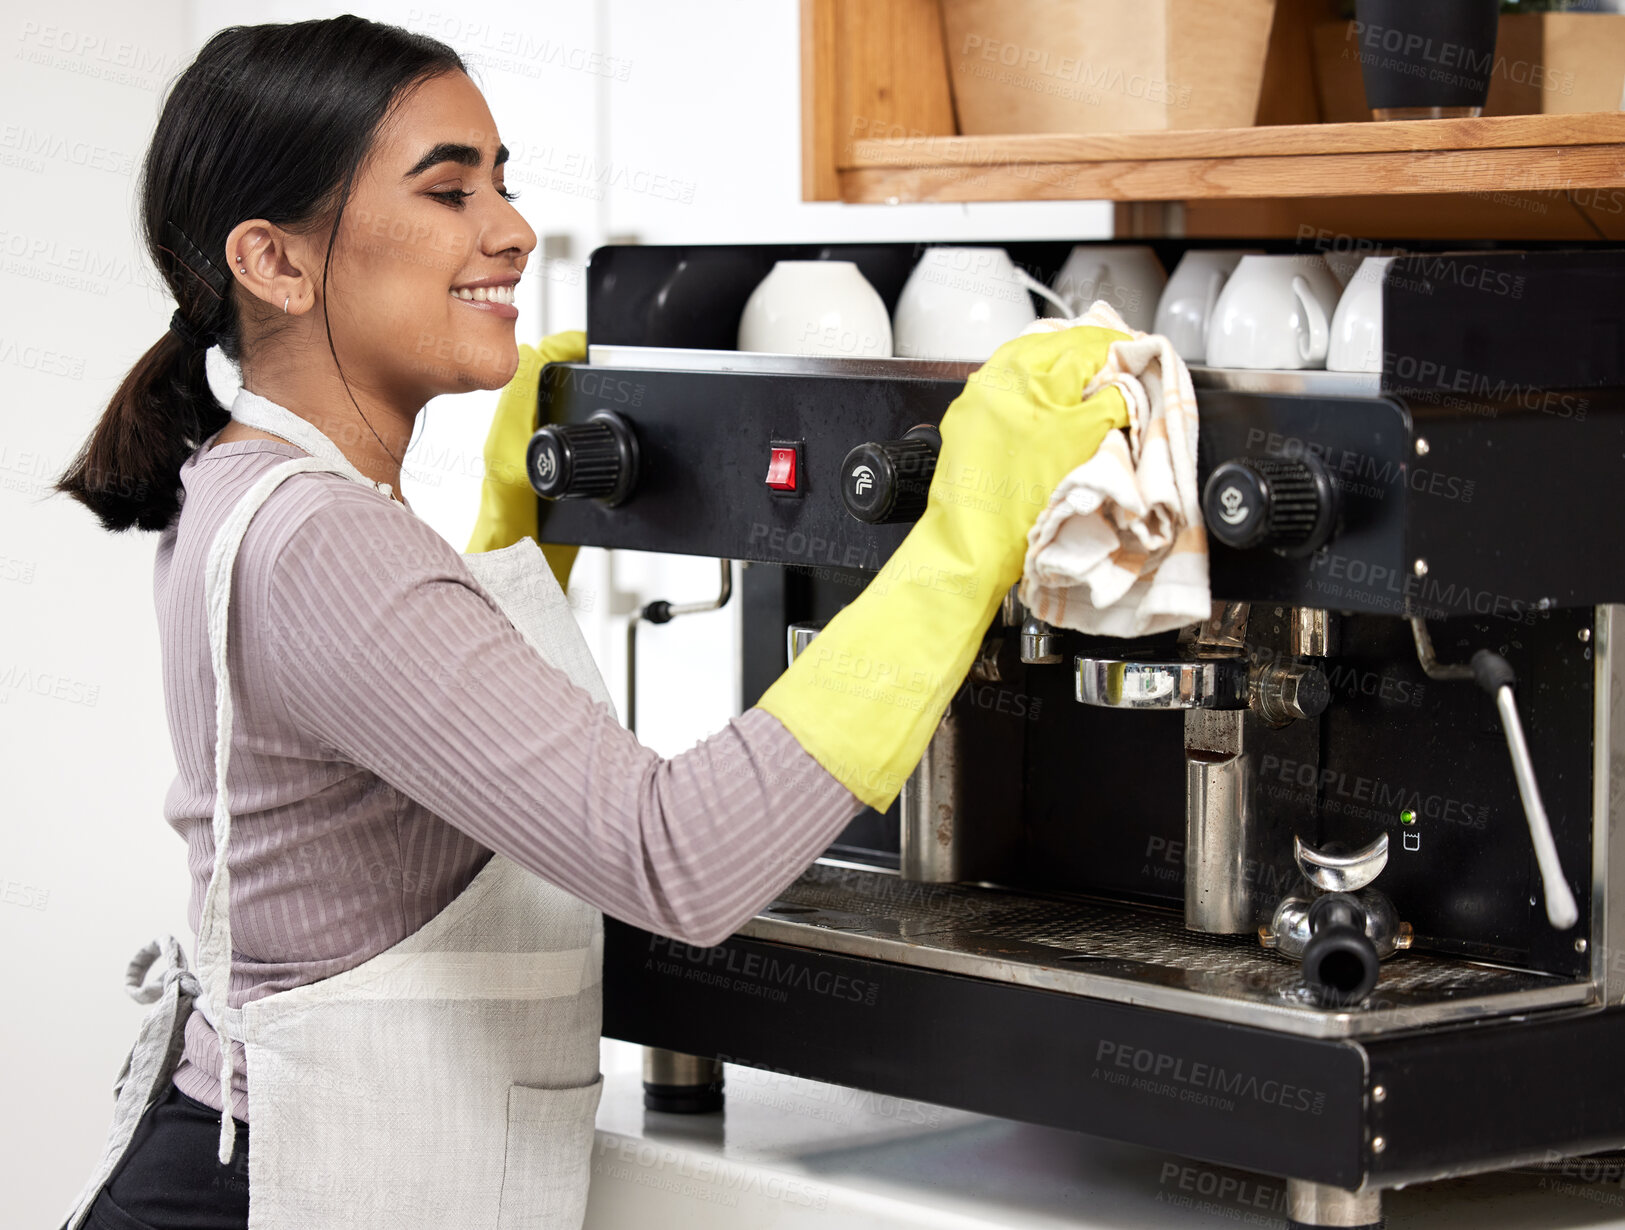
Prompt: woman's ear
<box><xmin>226</xmin><ymin>218</ymin><xmax>315</xmax><ymax>317</ymax></box>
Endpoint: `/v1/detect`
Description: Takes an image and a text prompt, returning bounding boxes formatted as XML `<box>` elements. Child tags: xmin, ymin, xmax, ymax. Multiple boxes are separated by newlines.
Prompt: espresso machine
<box><xmin>528</xmin><ymin>239</ymin><xmax>1625</xmax><ymax>1228</ymax></box>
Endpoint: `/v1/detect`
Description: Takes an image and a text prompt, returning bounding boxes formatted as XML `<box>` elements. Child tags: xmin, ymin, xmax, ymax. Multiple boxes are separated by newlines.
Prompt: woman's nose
<box><xmin>488</xmin><ymin>198</ymin><xmax>536</xmax><ymax>263</ymax></box>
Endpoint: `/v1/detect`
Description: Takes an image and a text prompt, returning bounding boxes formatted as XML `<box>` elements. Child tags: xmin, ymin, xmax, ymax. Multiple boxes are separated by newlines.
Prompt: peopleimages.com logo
<box><xmin>646</xmin><ymin>936</ymin><xmax>880</xmax><ymax>1006</ymax></box>
<box><xmin>1094</xmin><ymin>1039</ymin><xmax>1327</xmax><ymax>1115</ymax></box>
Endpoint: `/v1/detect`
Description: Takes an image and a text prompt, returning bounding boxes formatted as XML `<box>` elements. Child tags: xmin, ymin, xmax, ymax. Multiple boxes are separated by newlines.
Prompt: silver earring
<box><xmin>284</xmin><ymin>295</ymin><xmax>289</xmax><ymax>313</ymax></box>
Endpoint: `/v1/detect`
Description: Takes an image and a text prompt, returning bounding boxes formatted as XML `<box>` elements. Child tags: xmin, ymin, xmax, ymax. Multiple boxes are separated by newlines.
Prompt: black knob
<box><xmin>840</xmin><ymin>425</ymin><xmax>940</xmax><ymax>524</ymax></box>
<box><xmin>527</xmin><ymin>409</ymin><xmax>639</xmax><ymax>506</ymax></box>
<box><xmin>1301</xmin><ymin>894</ymin><xmax>1380</xmax><ymax>1007</ymax></box>
<box><xmin>1202</xmin><ymin>455</ymin><xmax>1336</xmax><ymax>557</ymax></box>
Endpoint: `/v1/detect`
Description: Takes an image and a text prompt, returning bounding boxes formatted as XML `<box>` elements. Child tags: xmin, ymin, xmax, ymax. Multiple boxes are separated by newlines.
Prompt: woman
<box><xmin>52</xmin><ymin>15</ymin><xmax>1128</xmax><ymax>1230</ymax></box>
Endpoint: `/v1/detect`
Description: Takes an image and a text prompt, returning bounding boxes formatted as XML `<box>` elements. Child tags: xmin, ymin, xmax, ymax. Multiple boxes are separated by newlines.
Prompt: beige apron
<box><xmin>64</xmin><ymin>388</ymin><xmax>610</xmax><ymax>1229</ymax></box>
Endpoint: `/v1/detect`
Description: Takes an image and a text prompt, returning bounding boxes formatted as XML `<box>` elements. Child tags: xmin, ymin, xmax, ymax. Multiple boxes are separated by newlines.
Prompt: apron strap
<box><xmin>195</xmin><ymin>453</ymin><xmax>357</xmax><ymax>1165</ymax></box>
<box><xmin>125</xmin><ymin>934</ymin><xmax>200</xmax><ymax>1004</ymax></box>
<box><xmin>61</xmin><ymin>936</ymin><xmax>201</xmax><ymax>1230</ymax></box>
<box><xmin>231</xmin><ymin>386</ymin><xmax>402</xmax><ymax>503</ymax></box>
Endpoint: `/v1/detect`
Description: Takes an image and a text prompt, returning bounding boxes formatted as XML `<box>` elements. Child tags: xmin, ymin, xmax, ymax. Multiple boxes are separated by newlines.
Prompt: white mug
<box><xmin>1206</xmin><ymin>255</ymin><xmax>1343</xmax><ymax>370</ymax></box>
<box><xmin>1322</xmin><ymin>246</ymin><xmax>1404</xmax><ymax>288</ymax></box>
<box><xmin>1322</xmin><ymin>250</ymin><xmax>1362</xmax><ymax>288</ymax></box>
<box><xmin>893</xmin><ymin>246</ymin><xmax>1070</xmax><ymax>362</ymax></box>
<box><xmin>1327</xmin><ymin>256</ymin><xmax>1397</xmax><ymax>373</ymax></box>
<box><xmin>1152</xmin><ymin>249</ymin><xmax>1262</xmax><ymax>363</ymax></box>
<box><xmin>737</xmin><ymin>260</ymin><xmax>892</xmax><ymax>357</ymax></box>
<box><xmin>1042</xmin><ymin>245</ymin><xmax>1166</xmax><ymax>331</ymax></box>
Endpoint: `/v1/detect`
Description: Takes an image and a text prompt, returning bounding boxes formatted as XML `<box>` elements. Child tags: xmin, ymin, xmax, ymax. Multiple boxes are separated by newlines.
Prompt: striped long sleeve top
<box><xmin>155</xmin><ymin>434</ymin><xmax>861</xmax><ymax>1122</ymax></box>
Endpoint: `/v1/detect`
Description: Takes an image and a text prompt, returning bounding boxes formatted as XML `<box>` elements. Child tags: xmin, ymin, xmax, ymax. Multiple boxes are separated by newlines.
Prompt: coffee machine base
<box><xmin>604</xmin><ymin>888</ymin><xmax>1625</xmax><ymax>1227</ymax></box>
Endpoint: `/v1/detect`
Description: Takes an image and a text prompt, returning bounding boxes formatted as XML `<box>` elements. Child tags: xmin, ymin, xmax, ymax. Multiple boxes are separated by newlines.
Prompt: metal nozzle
<box><xmin>1020</xmin><ymin>615</ymin><xmax>1062</xmax><ymax>665</ymax></box>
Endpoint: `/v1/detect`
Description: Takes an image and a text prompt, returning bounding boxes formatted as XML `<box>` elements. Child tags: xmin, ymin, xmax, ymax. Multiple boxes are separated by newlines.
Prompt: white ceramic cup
<box><xmin>1152</xmin><ymin>249</ymin><xmax>1263</xmax><ymax>363</ymax></box>
<box><xmin>1322</xmin><ymin>246</ymin><xmax>1404</xmax><ymax>288</ymax></box>
<box><xmin>737</xmin><ymin>260</ymin><xmax>892</xmax><ymax>357</ymax></box>
<box><xmin>1322</xmin><ymin>250</ymin><xmax>1363</xmax><ymax>288</ymax></box>
<box><xmin>1206</xmin><ymin>255</ymin><xmax>1344</xmax><ymax>370</ymax></box>
<box><xmin>893</xmin><ymin>246</ymin><xmax>1071</xmax><ymax>362</ymax></box>
<box><xmin>1042</xmin><ymin>245</ymin><xmax>1166</xmax><ymax>331</ymax></box>
<box><xmin>1327</xmin><ymin>256</ymin><xmax>1397</xmax><ymax>373</ymax></box>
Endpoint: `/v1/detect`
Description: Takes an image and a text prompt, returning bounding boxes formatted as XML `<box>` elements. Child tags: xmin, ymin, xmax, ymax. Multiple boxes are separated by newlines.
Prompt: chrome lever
<box><xmin>1491</xmin><ymin>670</ymin><xmax>1579</xmax><ymax>930</ymax></box>
<box><xmin>1407</xmin><ymin>619</ymin><xmax>1578</xmax><ymax>931</ymax></box>
<box><xmin>1075</xmin><ymin>655</ymin><xmax>1251</xmax><ymax>710</ymax></box>
<box><xmin>1294</xmin><ymin>833</ymin><xmax>1389</xmax><ymax>893</ymax></box>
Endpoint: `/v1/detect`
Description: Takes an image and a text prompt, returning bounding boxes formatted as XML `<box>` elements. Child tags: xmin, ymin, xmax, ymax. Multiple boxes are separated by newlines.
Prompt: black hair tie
<box><xmin>168</xmin><ymin>308</ymin><xmax>214</xmax><ymax>349</ymax></box>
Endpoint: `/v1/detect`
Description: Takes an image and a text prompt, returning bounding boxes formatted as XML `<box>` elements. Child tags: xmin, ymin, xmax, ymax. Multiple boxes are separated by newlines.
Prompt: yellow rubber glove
<box><xmin>467</xmin><ymin>329</ymin><xmax>587</xmax><ymax>589</ymax></box>
<box><xmin>756</xmin><ymin>326</ymin><xmax>1132</xmax><ymax>812</ymax></box>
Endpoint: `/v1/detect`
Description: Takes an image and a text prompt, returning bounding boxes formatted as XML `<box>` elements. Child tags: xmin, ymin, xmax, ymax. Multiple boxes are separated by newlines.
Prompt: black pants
<box><xmin>72</xmin><ymin>1081</ymin><xmax>249</xmax><ymax>1230</ymax></box>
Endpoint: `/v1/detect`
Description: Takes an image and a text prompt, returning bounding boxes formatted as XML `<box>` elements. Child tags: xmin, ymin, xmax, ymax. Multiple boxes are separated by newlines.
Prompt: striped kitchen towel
<box><xmin>1015</xmin><ymin>300</ymin><xmax>1210</xmax><ymax>638</ymax></box>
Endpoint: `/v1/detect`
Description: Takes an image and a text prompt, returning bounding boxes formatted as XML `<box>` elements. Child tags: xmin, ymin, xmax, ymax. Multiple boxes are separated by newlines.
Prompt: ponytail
<box><xmin>55</xmin><ymin>317</ymin><xmax>227</xmax><ymax>533</ymax></box>
<box><xmin>51</xmin><ymin>15</ymin><xmax>465</xmax><ymax>533</ymax></box>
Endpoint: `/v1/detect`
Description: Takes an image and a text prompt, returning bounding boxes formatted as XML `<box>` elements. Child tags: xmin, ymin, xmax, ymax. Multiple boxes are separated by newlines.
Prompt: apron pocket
<box><xmin>495</xmin><ymin>1074</ymin><xmax>604</xmax><ymax>1229</ymax></box>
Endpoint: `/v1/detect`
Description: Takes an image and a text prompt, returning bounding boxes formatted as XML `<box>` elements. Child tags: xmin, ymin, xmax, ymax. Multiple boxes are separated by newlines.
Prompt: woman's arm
<box><xmin>262</xmin><ymin>480</ymin><xmax>862</xmax><ymax>949</ymax></box>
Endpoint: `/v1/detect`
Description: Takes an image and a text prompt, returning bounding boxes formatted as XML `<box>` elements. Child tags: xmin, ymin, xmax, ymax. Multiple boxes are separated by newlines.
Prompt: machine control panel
<box><xmin>536</xmin><ymin>365</ymin><xmax>1601</xmax><ymax>619</ymax></box>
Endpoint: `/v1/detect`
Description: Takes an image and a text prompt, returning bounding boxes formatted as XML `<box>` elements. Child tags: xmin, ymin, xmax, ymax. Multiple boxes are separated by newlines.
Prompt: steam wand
<box><xmin>1409</xmin><ymin>618</ymin><xmax>1579</xmax><ymax>930</ymax></box>
<box><xmin>626</xmin><ymin>559</ymin><xmax>733</xmax><ymax>734</ymax></box>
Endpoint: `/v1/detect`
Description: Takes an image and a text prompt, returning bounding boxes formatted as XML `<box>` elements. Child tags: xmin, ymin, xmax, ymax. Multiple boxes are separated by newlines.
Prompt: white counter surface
<box><xmin>585</xmin><ymin>1039</ymin><xmax>1625</xmax><ymax>1229</ymax></box>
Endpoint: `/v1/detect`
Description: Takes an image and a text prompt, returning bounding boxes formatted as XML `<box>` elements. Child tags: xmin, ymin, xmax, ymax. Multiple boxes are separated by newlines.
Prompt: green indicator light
<box><xmin>1400</xmin><ymin>810</ymin><xmax>1417</xmax><ymax>825</ymax></box>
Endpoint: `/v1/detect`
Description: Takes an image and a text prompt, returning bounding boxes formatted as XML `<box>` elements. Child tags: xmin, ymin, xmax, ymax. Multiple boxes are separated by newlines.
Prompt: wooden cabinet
<box><xmin>800</xmin><ymin>0</ymin><xmax>1625</xmax><ymax>239</ymax></box>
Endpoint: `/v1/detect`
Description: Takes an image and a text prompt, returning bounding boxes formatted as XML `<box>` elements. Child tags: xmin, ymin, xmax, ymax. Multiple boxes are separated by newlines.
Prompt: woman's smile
<box><xmin>450</xmin><ymin>279</ymin><xmax>519</xmax><ymax>318</ymax></box>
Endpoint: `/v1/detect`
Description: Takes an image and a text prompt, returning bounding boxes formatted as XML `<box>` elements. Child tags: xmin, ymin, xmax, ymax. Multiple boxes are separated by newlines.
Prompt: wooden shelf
<box><xmin>835</xmin><ymin>113</ymin><xmax>1625</xmax><ymax>205</ymax></box>
<box><xmin>799</xmin><ymin>0</ymin><xmax>1625</xmax><ymax>238</ymax></box>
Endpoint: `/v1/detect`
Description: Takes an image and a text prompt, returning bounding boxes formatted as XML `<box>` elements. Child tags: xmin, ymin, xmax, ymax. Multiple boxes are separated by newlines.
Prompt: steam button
<box><xmin>1205</xmin><ymin>463</ymin><xmax>1269</xmax><ymax>548</ymax></box>
<box><xmin>840</xmin><ymin>425</ymin><xmax>941</xmax><ymax>525</ymax></box>
<box><xmin>1202</xmin><ymin>455</ymin><xmax>1337</xmax><ymax>556</ymax></box>
<box><xmin>527</xmin><ymin>409</ymin><xmax>640</xmax><ymax>506</ymax></box>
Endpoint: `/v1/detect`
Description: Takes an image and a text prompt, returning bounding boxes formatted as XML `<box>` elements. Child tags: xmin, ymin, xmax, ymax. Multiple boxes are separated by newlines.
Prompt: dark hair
<box><xmin>53</xmin><ymin>16</ymin><xmax>466</xmax><ymax>532</ymax></box>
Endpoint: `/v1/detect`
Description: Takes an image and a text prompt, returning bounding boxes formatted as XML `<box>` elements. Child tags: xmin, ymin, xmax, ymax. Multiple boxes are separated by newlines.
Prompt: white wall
<box><xmin>1</xmin><ymin>1</ymin><xmax>202</xmax><ymax>1223</ymax></box>
<box><xmin>7</xmin><ymin>1</ymin><xmax>1113</xmax><ymax>1221</ymax></box>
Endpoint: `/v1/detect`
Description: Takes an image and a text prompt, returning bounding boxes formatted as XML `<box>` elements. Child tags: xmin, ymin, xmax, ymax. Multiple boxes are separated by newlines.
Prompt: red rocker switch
<box><xmin>766</xmin><ymin>445</ymin><xmax>799</xmax><ymax>492</ymax></box>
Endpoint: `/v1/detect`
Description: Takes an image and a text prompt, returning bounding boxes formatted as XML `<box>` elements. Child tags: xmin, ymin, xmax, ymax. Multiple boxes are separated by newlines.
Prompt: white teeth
<box><xmin>451</xmin><ymin>284</ymin><xmax>516</xmax><ymax>305</ymax></box>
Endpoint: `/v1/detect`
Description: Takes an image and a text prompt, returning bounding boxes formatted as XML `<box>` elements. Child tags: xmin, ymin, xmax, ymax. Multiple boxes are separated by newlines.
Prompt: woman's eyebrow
<box><xmin>402</xmin><ymin>141</ymin><xmax>510</xmax><ymax>178</ymax></box>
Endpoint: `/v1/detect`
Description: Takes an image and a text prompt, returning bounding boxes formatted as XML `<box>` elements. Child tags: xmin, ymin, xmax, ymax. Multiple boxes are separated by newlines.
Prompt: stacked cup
<box><xmin>737</xmin><ymin>260</ymin><xmax>893</xmax><ymax>358</ymax></box>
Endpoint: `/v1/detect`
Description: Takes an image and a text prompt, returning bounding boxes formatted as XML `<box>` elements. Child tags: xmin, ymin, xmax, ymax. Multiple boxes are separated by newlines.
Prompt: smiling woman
<box><xmin>47</xmin><ymin>15</ymin><xmax>872</xmax><ymax>1230</ymax></box>
<box><xmin>46</xmin><ymin>12</ymin><xmax>1130</xmax><ymax>1230</ymax></box>
<box><xmin>53</xmin><ymin>19</ymin><xmax>533</xmax><ymax>531</ymax></box>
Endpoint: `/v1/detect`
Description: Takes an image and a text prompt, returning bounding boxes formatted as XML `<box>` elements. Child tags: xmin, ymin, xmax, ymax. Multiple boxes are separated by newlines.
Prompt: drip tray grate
<box><xmin>738</xmin><ymin>862</ymin><xmax>1591</xmax><ymax>1039</ymax></box>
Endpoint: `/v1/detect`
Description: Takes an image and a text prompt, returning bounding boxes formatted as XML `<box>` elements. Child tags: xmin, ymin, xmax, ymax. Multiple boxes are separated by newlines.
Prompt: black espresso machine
<box><xmin>527</xmin><ymin>239</ymin><xmax>1625</xmax><ymax>1228</ymax></box>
